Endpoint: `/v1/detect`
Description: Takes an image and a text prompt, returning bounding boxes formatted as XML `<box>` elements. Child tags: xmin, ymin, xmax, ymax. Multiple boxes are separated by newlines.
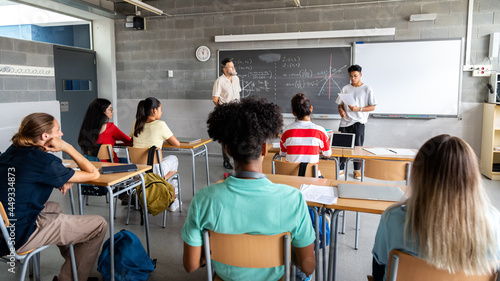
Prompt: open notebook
<box><xmin>337</xmin><ymin>183</ymin><xmax>406</xmax><ymax>202</ymax></box>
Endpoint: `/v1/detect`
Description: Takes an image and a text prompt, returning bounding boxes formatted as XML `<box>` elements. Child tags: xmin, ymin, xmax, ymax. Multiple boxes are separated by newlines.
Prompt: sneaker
<box><xmin>353</xmin><ymin>170</ymin><xmax>361</xmax><ymax>180</ymax></box>
<box><xmin>168</xmin><ymin>199</ymin><xmax>180</xmax><ymax>212</ymax></box>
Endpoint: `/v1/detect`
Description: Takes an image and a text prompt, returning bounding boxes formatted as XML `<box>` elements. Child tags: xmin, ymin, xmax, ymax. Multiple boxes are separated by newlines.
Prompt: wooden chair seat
<box><xmin>203</xmin><ymin>230</ymin><xmax>291</xmax><ymax>281</ymax></box>
<box><xmin>387</xmin><ymin>249</ymin><xmax>499</xmax><ymax>281</ymax></box>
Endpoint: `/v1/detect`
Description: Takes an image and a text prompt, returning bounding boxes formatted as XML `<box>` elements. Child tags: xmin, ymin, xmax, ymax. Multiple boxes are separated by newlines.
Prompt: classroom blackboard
<box><xmin>218</xmin><ymin>47</ymin><xmax>351</xmax><ymax>116</ymax></box>
<box><xmin>354</xmin><ymin>39</ymin><xmax>463</xmax><ymax>117</ymax></box>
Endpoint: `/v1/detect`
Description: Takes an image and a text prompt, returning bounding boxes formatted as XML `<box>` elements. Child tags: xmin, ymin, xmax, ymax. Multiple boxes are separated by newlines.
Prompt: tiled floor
<box><xmin>1</xmin><ymin>154</ymin><xmax>499</xmax><ymax>281</ymax></box>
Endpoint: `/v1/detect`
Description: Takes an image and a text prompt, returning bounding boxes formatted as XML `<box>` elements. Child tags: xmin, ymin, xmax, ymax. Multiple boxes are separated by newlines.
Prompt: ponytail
<box><xmin>11</xmin><ymin>113</ymin><xmax>55</xmax><ymax>151</ymax></box>
<box><xmin>134</xmin><ymin>97</ymin><xmax>161</xmax><ymax>137</ymax></box>
<box><xmin>291</xmin><ymin>93</ymin><xmax>312</xmax><ymax>120</ymax></box>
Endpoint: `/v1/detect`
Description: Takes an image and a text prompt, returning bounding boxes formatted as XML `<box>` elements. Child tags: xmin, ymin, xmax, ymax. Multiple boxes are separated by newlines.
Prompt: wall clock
<box><xmin>195</xmin><ymin>46</ymin><xmax>211</xmax><ymax>62</ymax></box>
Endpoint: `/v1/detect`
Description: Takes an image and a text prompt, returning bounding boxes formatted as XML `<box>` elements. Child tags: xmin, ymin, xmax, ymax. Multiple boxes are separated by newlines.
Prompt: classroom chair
<box><xmin>271</xmin><ymin>160</ymin><xmax>318</xmax><ymax>178</ymax></box>
<box><xmin>126</xmin><ymin>146</ymin><xmax>182</xmax><ymax>228</ymax></box>
<box><xmin>203</xmin><ymin>230</ymin><xmax>293</xmax><ymax>281</ymax></box>
<box><xmin>351</xmin><ymin>160</ymin><xmax>411</xmax><ymax>249</ymax></box>
<box><xmin>386</xmin><ymin>249</ymin><xmax>499</xmax><ymax>281</ymax></box>
<box><xmin>82</xmin><ymin>144</ymin><xmax>114</xmax><ymax>208</ymax></box>
<box><xmin>0</xmin><ymin>202</ymin><xmax>78</xmax><ymax>281</ymax></box>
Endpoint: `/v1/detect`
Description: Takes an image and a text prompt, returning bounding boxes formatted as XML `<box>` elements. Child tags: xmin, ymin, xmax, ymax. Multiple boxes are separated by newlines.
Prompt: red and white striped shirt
<box><xmin>280</xmin><ymin>121</ymin><xmax>332</xmax><ymax>163</ymax></box>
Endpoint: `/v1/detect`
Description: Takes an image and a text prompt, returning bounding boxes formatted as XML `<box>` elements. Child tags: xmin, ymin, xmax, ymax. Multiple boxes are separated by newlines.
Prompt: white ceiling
<box><xmin>0</xmin><ymin>0</ymin><xmax>88</xmax><ymax>27</ymax></box>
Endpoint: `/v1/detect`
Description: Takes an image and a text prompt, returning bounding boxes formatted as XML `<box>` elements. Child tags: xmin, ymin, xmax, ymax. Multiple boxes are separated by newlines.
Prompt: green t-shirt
<box><xmin>181</xmin><ymin>176</ymin><xmax>315</xmax><ymax>281</ymax></box>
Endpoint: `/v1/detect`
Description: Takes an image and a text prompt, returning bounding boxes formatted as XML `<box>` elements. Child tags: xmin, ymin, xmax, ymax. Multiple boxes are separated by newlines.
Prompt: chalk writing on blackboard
<box><xmin>220</xmin><ymin>47</ymin><xmax>351</xmax><ymax>115</ymax></box>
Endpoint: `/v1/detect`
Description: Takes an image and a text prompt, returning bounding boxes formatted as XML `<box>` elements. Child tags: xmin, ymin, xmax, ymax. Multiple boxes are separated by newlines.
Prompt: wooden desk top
<box><xmin>63</xmin><ymin>160</ymin><xmax>151</xmax><ymax>186</ymax></box>
<box><xmin>266</xmin><ymin>174</ymin><xmax>404</xmax><ymax>214</ymax></box>
<box><xmin>343</xmin><ymin>146</ymin><xmax>417</xmax><ymax>161</ymax></box>
<box><xmin>162</xmin><ymin>138</ymin><xmax>212</xmax><ymax>149</ymax></box>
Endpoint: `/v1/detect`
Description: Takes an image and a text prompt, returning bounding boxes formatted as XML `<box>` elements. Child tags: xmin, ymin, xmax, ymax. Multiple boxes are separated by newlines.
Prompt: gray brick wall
<box><xmin>114</xmin><ymin>0</ymin><xmax>500</xmax><ymax>102</ymax></box>
<box><xmin>0</xmin><ymin>37</ymin><xmax>55</xmax><ymax>103</ymax></box>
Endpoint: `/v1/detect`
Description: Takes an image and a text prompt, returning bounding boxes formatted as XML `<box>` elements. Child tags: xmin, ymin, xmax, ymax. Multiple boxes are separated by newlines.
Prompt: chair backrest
<box><xmin>203</xmin><ymin>230</ymin><xmax>291</xmax><ymax>281</ymax></box>
<box><xmin>126</xmin><ymin>147</ymin><xmax>163</xmax><ymax>176</ymax></box>
<box><xmin>0</xmin><ymin>202</ymin><xmax>18</xmax><ymax>255</ymax></box>
<box><xmin>363</xmin><ymin>159</ymin><xmax>411</xmax><ymax>184</ymax></box>
<box><xmin>97</xmin><ymin>144</ymin><xmax>114</xmax><ymax>163</ymax></box>
<box><xmin>387</xmin><ymin>250</ymin><xmax>499</xmax><ymax>281</ymax></box>
<box><xmin>272</xmin><ymin>160</ymin><xmax>318</xmax><ymax>178</ymax></box>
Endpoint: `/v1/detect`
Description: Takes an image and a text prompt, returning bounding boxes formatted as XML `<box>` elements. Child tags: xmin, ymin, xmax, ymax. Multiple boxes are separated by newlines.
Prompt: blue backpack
<box><xmin>98</xmin><ymin>230</ymin><xmax>156</xmax><ymax>281</ymax></box>
<box><xmin>308</xmin><ymin>207</ymin><xmax>330</xmax><ymax>249</ymax></box>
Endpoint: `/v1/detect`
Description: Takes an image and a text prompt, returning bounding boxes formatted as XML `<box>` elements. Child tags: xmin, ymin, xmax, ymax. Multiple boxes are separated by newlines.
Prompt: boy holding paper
<box><xmin>336</xmin><ymin>64</ymin><xmax>377</xmax><ymax>179</ymax></box>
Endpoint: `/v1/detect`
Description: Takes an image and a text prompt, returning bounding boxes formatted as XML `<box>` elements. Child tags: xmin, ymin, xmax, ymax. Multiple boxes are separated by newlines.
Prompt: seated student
<box><xmin>131</xmin><ymin>97</ymin><xmax>180</xmax><ymax>211</ymax></box>
<box><xmin>0</xmin><ymin>113</ymin><xmax>107</xmax><ymax>281</ymax></box>
<box><xmin>372</xmin><ymin>135</ymin><xmax>500</xmax><ymax>281</ymax></box>
<box><xmin>280</xmin><ymin>93</ymin><xmax>332</xmax><ymax>176</ymax></box>
<box><xmin>182</xmin><ymin>97</ymin><xmax>316</xmax><ymax>280</ymax></box>
<box><xmin>78</xmin><ymin>98</ymin><xmax>132</xmax><ymax>163</ymax></box>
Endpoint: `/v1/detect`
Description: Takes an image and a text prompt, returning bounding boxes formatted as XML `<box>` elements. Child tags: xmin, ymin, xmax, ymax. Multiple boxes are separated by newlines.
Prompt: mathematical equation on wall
<box><xmin>219</xmin><ymin>47</ymin><xmax>351</xmax><ymax>115</ymax></box>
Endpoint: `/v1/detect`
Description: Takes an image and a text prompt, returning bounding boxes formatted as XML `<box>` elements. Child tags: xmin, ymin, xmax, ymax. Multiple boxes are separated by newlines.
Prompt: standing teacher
<box><xmin>336</xmin><ymin>64</ymin><xmax>377</xmax><ymax>179</ymax></box>
<box><xmin>212</xmin><ymin>58</ymin><xmax>241</xmax><ymax>170</ymax></box>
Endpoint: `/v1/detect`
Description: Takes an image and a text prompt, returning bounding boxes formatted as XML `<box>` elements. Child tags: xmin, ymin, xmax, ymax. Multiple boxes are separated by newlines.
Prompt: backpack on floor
<box><xmin>98</xmin><ymin>230</ymin><xmax>156</xmax><ymax>281</ymax></box>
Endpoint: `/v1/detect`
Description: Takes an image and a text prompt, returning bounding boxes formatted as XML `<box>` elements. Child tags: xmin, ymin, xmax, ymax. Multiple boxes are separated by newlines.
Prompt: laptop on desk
<box><xmin>337</xmin><ymin>183</ymin><xmax>406</xmax><ymax>202</ymax></box>
<box><xmin>331</xmin><ymin>132</ymin><xmax>355</xmax><ymax>149</ymax></box>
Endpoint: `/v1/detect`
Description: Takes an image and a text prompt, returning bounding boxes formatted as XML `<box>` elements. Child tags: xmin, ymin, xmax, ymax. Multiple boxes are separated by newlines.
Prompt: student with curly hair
<box><xmin>0</xmin><ymin>113</ymin><xmax>107</xmax><ymax>281</ymax></box>
<box><xmin>372</xmin><ymin>135</ymin><xmax>500</xmax><ymax>280</ymax></box>
<box><xmin>78</xmin><ymin>98</ymin><xmax>131</xmax><ymax>163</ymax></box>
<box><xmin>182</xmin><ymin>98</ymin><xmax>316</xmax><ymax>280</ymax></box>
<box><xmin>280</xmin><ymin>93</ymin><xmax>332</xmax><ymax>176</ymax></box>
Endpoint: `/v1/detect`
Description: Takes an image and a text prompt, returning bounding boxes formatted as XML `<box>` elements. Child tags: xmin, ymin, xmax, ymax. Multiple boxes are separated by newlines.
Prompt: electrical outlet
<box><xmin>473</xmin><ymin>65</ymin><xmax>492</xmax><ymax>71</ymax></box>
<box><xmin>472</xmin><ymin>69</ymin><xmax>491</xmax><ymax>77</ymax></box>
<box><xmin>168</xmin><ymin>70</ymin><xmax>173</xmax><ymax>77</ymax></box>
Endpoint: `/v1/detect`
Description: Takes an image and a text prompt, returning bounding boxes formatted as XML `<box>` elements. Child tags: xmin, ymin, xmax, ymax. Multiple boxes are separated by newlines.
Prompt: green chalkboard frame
<box><xmin>218</xmin><ymin>46</ymin><xmax>352</xmax><ymax>117</ymax></box>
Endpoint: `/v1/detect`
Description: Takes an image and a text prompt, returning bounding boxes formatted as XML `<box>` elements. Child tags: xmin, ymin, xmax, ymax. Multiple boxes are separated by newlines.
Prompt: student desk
<box><xmin>64</xmin><ymin>160</ymin><xmax>152</xmax><ymax>281</ymax></box>
<box><xmin>324</xmin><ymin>180</ymin><xmax>405</xmax><ymax>281</ymax></box>
<box><xmin>342</xmin><ymin>147</ymin><xmax>417</xmax><ymax>181</ymax></box>
<box><xmin>267</xmin><ymin>147</ymin><xmax>343</xmax><ymax>179</ymax></box>
<box><xmin>266</xmin><ymin>175</ymin><xmax>404</xmax><ymax>281</ymax></box>
<box><xmin>162</xmin><ymin>139</ymin><xmax>211</xmax><ymax>195</ymax></box>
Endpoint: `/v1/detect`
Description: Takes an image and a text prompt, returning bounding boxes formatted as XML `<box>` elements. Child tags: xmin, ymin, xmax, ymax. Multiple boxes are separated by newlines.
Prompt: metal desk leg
<box><xmin>191</xmin><ymin>149</ymin><xmax>196</xmax><ymax>196</ymax></box>
<box><xmin>68</xmin><ymin>188</ymin><xmax>75</xmax><ymax>215</ymax></box>
<box><xmin>78</xmin><ymin>184</ymin><xmax>83</xmax><ymax>215</ymax></box>
<box><xmin>312</xmin><ymin>207</ymin><xmax>321</xmax><ymax>281</ymax></box>
<box><xmin>327</xmin><ymin>209</ymin><xmax>341</xmax><ymax>281</ymax></box>
<box><xmin>138</xmin><ymin>173</ymin><xmax>151</xmax><ymax>257</ymax></box>
<box><xmin>204</xmin><ymin>144</ymin><xmax>210</xmax><ymax>186</ymax></box>
<box><xmin>322</xmin><ymin>208</ymin><xmax>330</xmax><ymax>281</ymax></box>
<box><xmin>332</xmin><ymin>157</ymin><xmax>339</xmax><ymax>181</ymax></box>
<box><xmin>104</xmin><ymin>186</ymin><xmax>115</xmax><ymax>281</ymax></box>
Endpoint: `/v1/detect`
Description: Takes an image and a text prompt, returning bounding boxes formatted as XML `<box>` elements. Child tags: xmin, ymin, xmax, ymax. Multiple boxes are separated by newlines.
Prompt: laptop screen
<box><xmin>331</xmin><ymin>132</ymin><xmax>355</xmax><ymax>148</ymax></box>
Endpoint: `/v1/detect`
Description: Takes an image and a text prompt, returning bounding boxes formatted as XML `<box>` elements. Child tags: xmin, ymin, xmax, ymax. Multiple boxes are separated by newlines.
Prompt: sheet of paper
<box><xmin>338</xmin><ymin>94</ymin><xmax>356</xmax><ymax>106</ymax></box>
<box><xmin>272</xmin><ymin>142</ymin><xmax>280</xmax><ymax>148</ymax></box>
<box><xmin>63</xmin><ymin>163</ymin><xmax>71</xmax><ymax>167</ymax></box>
<box><xmin>363</xmin><ymin>147</ymin><xmax>393</xmax><ymax>155</ymax></box>
<box><xmin>300</xmin><ymin>184</ymin><xmax>338</xmax><ymax>205</ymax></box>
<box><xmin>387</xmin><ymin>148</ymin><xmax>416</xmax><ymax>156</ymax></box>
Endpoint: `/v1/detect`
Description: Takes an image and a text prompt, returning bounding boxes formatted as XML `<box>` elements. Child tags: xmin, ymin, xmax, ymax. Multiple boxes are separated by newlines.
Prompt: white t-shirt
<box><xmin>130</xmin><ymin>120</ymin><xmax>173</xmax><ymax>149</ymax></box>
<box><xmin>212</xmin><ymin>74</ymin><xmax>241</xmax><ymax>104</ymax></box>
<box><xmin>336</xmin><ymin>84</ymin><xmax>376</xmax><ymax>127</ymax></box>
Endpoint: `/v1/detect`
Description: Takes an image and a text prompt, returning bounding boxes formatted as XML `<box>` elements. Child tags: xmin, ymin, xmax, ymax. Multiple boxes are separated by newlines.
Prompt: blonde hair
<box><xmin>11</xmin><ymin>113</ymin><xmax>55</xmax><ymax>151</ymax></box>
<box><xmin>403</xmin><ymin>134</ymin><xmax>499</xmax><ymax>274</ymax></box>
